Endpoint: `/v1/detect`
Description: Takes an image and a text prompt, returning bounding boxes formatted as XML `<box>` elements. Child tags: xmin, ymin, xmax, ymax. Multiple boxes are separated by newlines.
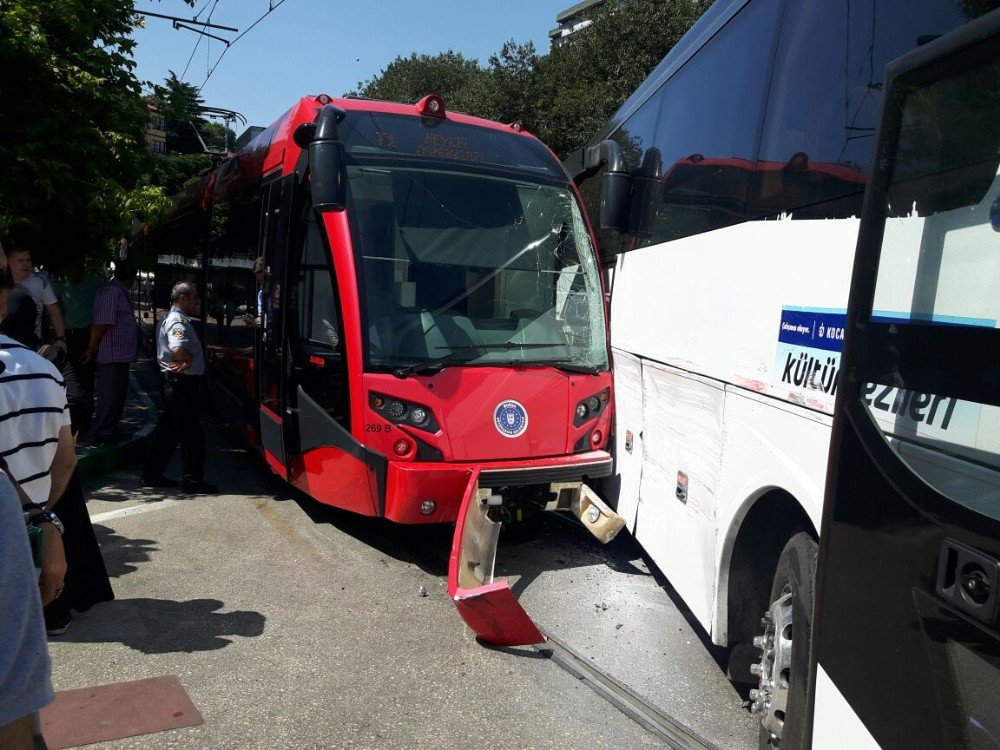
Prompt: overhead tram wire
<box><xmin>179</xmin><ymin>0</ymin><xmax>223</xmax><ymax>81</ymax></box>
<box><xmin>198</xmin><ymin>0</ymin><xmax>289</xmax><ymax>93</ymax></box>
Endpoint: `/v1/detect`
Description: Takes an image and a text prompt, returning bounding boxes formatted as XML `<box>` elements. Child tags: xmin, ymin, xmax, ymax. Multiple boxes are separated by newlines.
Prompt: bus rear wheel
<box><xmin>752</xmin><ymin>532</ymin><xmax>817</xmax><ymax>749</ymax></box>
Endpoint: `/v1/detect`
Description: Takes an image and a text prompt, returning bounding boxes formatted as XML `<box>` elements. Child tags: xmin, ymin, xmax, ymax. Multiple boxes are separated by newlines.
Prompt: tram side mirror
<box><xmin>585</xmin><ymin>140</ymin><xmax>631</xmax><ymax>234</ymax></box>
<box><xmin>299</xmin><ymin>104</ymin><xmax>348</xmax><ymax>213</ymax></box>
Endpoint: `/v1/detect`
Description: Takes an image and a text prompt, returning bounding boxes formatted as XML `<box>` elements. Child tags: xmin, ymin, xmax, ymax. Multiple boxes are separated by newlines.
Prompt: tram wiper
<box><xmin>392</xmin><ymin>343</ymin><xmax>565</xmax><ymax>379</ymax></box>
<box><xmin>491</xmin><ymin>359</ymin><xmax>603</xmax><ymax>375</ymax></box>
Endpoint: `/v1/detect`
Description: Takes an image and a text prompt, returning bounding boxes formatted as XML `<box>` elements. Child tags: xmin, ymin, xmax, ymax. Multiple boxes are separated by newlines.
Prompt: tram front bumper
<box><xmin>447</xmin><ymin>466</ymin><xmax>625</xmax><ymax>648</ymax></box>
<box><xmin>383</xmin><ymin>450</ymin><xmax>613</xmax><ymax>524</ymax></box>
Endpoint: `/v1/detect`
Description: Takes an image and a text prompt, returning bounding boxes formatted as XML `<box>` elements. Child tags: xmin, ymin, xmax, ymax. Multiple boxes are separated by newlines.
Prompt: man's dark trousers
<box><xmin>92</xmin><ymin>362</ymin><xmax>130</xmax><ymax>441</ymax></box>
<box><xmin>143</xmin><ymin>372</ymin><xmax>206</xmax><ymax>483</ymax></box>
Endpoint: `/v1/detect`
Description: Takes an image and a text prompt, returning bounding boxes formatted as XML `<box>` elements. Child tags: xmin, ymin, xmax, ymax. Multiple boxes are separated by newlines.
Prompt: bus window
<box><xmin>752</xmin><ymin>0</ymin><xmax>990</xmax><ymax>221</ymax></box>
<box><xmin>863</xmin><ymin>52</ymin><xmax>1000</xmax><ymax>514</ymax></box>
<box><xmin>638</xmin><ymin>0</ymin><xmax>781</xmax><ymax>245</ymax></box>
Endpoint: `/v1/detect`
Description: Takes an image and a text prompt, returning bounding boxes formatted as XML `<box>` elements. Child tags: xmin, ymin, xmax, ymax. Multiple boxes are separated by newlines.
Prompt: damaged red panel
<box><xmin>448</xmin><ymin>467</ymin><xmax>545</xmax><ymax>647</ymax></box>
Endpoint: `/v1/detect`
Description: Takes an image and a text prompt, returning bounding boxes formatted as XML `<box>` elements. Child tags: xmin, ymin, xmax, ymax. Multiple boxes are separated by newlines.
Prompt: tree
<box><xmin>349</xmin><ymin>0</ymin><xmax>704</xmax><ymax>160</ymax></box>
<box><xmin>354</xmin><ymin>51</ymin><xmax>487</xmax><ymax>113</ymax></box>
<box><xmin>531</xmin><ymin>0</ymin><xmax>705</xmax><ymax>157</ymax></box>
<box><xmin>139</xmin><ymin>153</ymin><xmax>213</xmax><ymax>196</ymax></box>
<box><xmin>0</xmin><ymin>1</ymin><xmax>188</xmax><ymax>265</ymax></box>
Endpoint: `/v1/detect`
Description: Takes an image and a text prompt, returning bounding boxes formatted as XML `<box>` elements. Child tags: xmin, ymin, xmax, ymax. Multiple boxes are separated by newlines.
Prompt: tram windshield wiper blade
<box><xmin>392</xmin><ymin>342</ymin><xmax>565</xmax><ymax>379</ymax></box>
<box><xmin>489</xmin><ymin>359</ymin><xmax>604</xmax><ymax>375</ymax></box>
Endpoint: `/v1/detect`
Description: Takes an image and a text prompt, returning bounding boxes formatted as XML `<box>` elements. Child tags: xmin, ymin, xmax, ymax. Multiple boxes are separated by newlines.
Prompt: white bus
<box><xmin>566</xmin><ymin>1</ymin><xmax>998</xmax><ymax>747</ymax></box>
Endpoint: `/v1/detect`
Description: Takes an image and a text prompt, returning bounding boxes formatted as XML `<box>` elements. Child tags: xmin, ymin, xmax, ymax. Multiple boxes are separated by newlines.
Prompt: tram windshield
<box><xmin>346</xmin><ymin>164</ymin><xmax>608</xmax><ymax>372</ymax></box>
<box><xmin>334</xmin><ymin>110</ymin><xmax>607</xmax><ymax>372</ymax></box>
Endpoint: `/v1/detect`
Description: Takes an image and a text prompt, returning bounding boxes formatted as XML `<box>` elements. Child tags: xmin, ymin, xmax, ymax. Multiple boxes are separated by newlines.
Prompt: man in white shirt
<box><xmin>6</xmin><ymin>246</ymin><xmax>67</xmax><ymax>349</ymax></box>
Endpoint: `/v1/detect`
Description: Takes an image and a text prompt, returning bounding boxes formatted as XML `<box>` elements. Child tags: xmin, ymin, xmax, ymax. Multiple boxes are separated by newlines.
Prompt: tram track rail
<box><xmin>405</xmin><ymin>523</ymin><xmax>727</xmax><ymax>750</ymax></box>
<box><xmin>533</xmin><ymin>629</ymin><xmax>723</xmax><ymax>750</ymax></box>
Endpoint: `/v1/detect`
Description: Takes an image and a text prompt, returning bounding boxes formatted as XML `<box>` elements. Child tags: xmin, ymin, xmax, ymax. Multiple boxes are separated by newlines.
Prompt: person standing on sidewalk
<box><xmin>142</xmin><ymin>282</ymin><xmax>218</xmax><ymax>494</ymax></box>
<box><xmin>0</xmin><ymin>260</ymin><xmax>66</xmax><ymax>750</ymax></box>
<box><xmin>53</xmin><ymin>261</ymin><xmax>103</xmax><ymax>431</ymax></box>
<box><xmin>82</xmin><ymin>263</ymin><xmax>138</xmax><ymax>444</ymax></box>
<box><xmin>6</xmin><ymin>245</ymin><xmax>67</xmax><ymax>349</ymax></box>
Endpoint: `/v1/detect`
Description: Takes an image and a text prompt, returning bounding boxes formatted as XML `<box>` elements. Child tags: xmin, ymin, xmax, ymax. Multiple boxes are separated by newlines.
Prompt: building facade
<box><xmin>549</xmin><ymin>0</ymin><xmax>605</xmax><ymax>48</ymax></box>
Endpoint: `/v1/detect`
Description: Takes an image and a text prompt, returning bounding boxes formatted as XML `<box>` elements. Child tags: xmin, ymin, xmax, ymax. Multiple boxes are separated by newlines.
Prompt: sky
<box><xmin>130</xmin><ymin>0</ymin><xmax>574</xmax><ymax>137</ymax></box>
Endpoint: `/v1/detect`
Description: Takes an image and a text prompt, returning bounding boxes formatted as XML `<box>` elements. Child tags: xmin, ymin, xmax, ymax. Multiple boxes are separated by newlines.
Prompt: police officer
<box><xmin>141</xmin><ymin>282</ymin><xmax>218</xmax><ymax>494</ymax></box>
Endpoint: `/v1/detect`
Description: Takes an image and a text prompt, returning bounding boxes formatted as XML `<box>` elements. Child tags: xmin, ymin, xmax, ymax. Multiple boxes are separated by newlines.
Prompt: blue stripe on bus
<box><xmin>870</xmin><ymin>310</ymin><xmax>996</xmax><ymax>328</ymax></box>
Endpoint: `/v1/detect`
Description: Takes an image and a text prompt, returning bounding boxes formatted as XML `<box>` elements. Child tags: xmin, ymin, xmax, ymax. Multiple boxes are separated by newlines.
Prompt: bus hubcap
<box><xmin>750</xmin><ymin>589</ymin><xmax>793</xmax><ymax>745</ymax></box>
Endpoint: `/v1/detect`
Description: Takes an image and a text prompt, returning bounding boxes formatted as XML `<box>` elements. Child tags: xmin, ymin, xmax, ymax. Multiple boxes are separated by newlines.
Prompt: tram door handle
<box><xmin>936</xmin><ymin>539</ymin><xmax>1000</xmax><ymax>624</ymax></box>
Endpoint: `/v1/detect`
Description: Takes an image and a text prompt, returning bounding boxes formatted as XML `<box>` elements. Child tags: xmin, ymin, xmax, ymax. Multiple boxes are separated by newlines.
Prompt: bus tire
<box><xmin>753</xmin><ymin>531</ymin><xmax>817</xmax><ymax>749</ymax></box>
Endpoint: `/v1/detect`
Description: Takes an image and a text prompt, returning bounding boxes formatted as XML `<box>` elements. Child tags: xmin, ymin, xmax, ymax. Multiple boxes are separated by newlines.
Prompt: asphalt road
<box><xmin>48</xmin><ymin>422</ymin><xmax>756</xmax><ymax>749</ymax></box>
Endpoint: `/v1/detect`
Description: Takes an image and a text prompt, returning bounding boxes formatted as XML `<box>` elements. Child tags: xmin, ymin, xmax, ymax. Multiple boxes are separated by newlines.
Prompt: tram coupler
<box><xmin>448</xmin><ymin>467</ymin><xmax>545</xmax><ymax>647</ymax></box>
<box><xmin>545</xmin><ymin>482</ymin><xmax>625</xmax><ymax>544</ymax></box>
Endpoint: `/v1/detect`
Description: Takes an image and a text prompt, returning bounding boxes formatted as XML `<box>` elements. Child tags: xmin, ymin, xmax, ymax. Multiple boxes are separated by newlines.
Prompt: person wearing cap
<box><xmin>141</xmin><ymin>281</ymin><xmax>218</xmax><ymax>494</ymax></box>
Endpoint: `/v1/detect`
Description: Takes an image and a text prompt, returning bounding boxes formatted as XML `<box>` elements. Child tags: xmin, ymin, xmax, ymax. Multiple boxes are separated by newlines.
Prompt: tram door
<box><xmin>257</xmin><ymin>175</ymin><xmax>295</xmax><ymax>475</ymax></box>
<box><xmin>809</xmin><ymin>11</ymin><xmax>1000</xmax><ymax>750</ymax></box>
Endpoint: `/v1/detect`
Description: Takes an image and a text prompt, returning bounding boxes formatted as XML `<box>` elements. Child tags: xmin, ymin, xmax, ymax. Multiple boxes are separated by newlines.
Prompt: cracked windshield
<box><xmin>346</xmin><ymin>160</ymin><xmax>608</xmax><ymax>372</ymax></box>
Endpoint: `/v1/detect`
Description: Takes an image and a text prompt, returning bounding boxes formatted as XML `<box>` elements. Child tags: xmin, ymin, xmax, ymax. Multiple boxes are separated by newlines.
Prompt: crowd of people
<box><xmin>0</xmin><ymin>242</ymin><xmax>124</xmax><ymax>748</ymax></box>
<box><xmin>0</xmin><ymin>238</ymin><xmax>221</xmax><ymax>748</ymax></box>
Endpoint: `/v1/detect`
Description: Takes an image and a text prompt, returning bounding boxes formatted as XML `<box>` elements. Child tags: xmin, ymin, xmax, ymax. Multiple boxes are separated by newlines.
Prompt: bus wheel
<box><xmin>751</xmin><ymin>532</ymin><xmax>817</xmax><ymax>749</ymax></box>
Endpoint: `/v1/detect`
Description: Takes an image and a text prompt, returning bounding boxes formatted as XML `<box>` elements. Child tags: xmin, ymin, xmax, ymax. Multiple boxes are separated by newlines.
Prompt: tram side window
<box><xmin>294</xmin><ymin>213</ymin><xmax>340</xmax><ymax>350</ymax></box>
<box><xmin>207</xmin><ymin>189</ymin><xmax>263</xmax><ymax>349</ymax></box>
<box><xmin>156</xmin><ymin>212</ymin><xmax>207</xmax><ymax>313</ymax></box>
<box><xmin>751</xmin><ymin>0</ymin><xmax>991</xmax><ymax>221</ymax></box>
<box><xmin>636</xmin><ymin>0</ymin><xmax>781</xmax><ymax>246</ymax></box>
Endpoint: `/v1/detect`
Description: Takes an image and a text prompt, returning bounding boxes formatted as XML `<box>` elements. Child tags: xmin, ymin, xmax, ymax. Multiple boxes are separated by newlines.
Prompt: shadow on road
<box><xmin>58</xmin><ymin>597</ymin><xmax>266</xmax><ymax>654</ymax></box>
<box><xmin>93</xmin><ymin>524</ymin><xmax>158</xmax><ymax>578</ymax></box>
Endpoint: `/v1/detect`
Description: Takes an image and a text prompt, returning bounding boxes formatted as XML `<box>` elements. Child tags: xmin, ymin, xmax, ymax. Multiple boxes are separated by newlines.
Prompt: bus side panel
<box><xmin>611</xmin><ymin>350</ymin><xmax>644</xmax><ymax>530</ymax></box>
<box><xmin>712</xmin><ymin>388</ymin><xmax>829</xmax><ymax>643</ymax></box>
<box><xmin>634</xmin><ymin>361</ymin><xmax>724</xmax><ymax>631</ymax></box>
<box><xmin>609</xmin><ymin>219</ymin><xmax>860</xmax><ymax>413</ymax></box>
<box><xmin>288</xmin><ymin>446</ymin><xmax>378</xmax><ymax>516</ymax></box>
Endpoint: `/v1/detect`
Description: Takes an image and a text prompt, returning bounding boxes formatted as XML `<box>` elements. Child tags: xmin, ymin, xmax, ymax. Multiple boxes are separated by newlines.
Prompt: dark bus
<box><xmin>810</xmin><ymin>9</ymin><xmax>1000</xmax><ymax>749</ymax></box>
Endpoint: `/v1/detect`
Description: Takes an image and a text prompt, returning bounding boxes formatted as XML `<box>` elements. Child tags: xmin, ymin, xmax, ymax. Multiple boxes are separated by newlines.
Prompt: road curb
<box><xmin>76</xmin><ymin>373</ymin><xmax>158</xmax><ymax>483</ymax></box>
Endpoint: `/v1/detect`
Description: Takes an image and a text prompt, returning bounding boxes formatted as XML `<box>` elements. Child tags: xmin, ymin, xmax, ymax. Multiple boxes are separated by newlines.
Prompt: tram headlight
<box><xmin>386</xmin><ymin>400</ymin><xmax>407</xmax><ymax>419</ymax></box>
<box><xmin>574</xmin><ymin>388</ymin><xmax>610</xmax><ymax>427</ymax></box>
<box><xmin>410</xmin><ymin>407</ymin><xmax>429</xmax><ymax>426</ymax></box>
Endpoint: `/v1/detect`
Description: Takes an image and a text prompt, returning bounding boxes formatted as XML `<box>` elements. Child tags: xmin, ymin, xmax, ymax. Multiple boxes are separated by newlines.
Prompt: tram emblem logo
<box><xmin>494</xmin><ymin>400</ymin><xmax>528</xmax><ymax>438</ymax></box>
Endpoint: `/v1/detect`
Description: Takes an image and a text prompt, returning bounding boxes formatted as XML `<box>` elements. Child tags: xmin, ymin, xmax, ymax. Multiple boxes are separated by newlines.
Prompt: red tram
<box><xmin>145</xmin><ymin>94</ymin><xmax>620</xmax><ymax>644</ymax></box>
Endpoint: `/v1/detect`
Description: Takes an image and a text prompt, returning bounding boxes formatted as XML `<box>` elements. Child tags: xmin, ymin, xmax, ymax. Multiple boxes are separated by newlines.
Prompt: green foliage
<box><xmin>355</xmin><ymin>51</ymin><xmax>487</xmax><ymax>113</ymax></box>
<box><xmin>148</xmin><ymin>71</ymin><xmax>233</xmax><ymax>154</ymax></box>
<box><xmin>350</xmin><ymin>0</ymin><xmax>705</xmax><ymax>159</ymax></box>
<box><xmin>0</xmin><ymin>0</ymin><xmax>191</xmax><ymax>265</ymax></box>
<box><xmin>139</xmin><ymin>153</ymin><xmax>213</xmax><ymax>196</ymax></box>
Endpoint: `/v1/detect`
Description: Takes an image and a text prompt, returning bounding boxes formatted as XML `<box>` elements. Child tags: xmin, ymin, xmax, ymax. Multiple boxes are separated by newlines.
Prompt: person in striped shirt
<box><xmin>0</xmin><ymin>253</ymin><xmax>67</xmax><ymax>750</ymax></box>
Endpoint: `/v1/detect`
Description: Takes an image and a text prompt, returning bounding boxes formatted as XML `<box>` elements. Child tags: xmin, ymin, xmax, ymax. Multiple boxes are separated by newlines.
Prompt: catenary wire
<box><xmin>198</xmin><ymin>0</ymin><xmax>289</xmax><ymax>92</ymax></box>
<box><xmin>179</xmin><ymin>0</ymin><xmax>221</xmax><ymax>81</ymax></box>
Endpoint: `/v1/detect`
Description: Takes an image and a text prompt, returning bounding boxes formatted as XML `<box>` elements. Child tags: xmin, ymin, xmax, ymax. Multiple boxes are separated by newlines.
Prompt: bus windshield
<box><xmin>347</xmin><ymin>165</ymin><xmax>609</xmax><ymax>372</ymax></box>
